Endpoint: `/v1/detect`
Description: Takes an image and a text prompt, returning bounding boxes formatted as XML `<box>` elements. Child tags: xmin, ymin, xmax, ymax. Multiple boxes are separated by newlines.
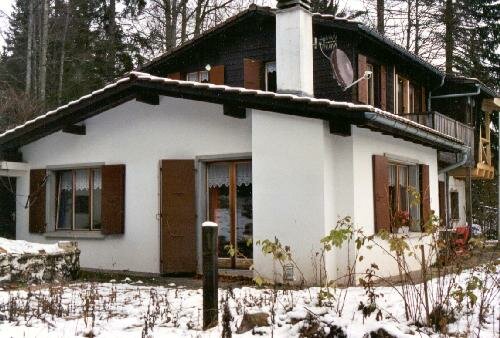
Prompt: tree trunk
<box><xmin>163</xmin><ymin>0</ymin><xmax>173</xmax><ymax>52</ymax></box>
<box><xmin>444</xmin><ymin>0</ymin><xmax>454</xmax><ymax>73</ymax></box>
<box><xmin>171</xmin><ymin>0</ymin><xmax>178</xmax><ymax>49</ymax></box>
<box><xmin>32</xmin><ymin>0</ymin><xmax>39</xmax><ymax>98</ymax></box>
<box><xmin>406</xmin><ymin>0</ymin><xmax>412</xmax><ymax>51</ymax></box>
<box><xmin>39</xmin><ymin>0</ymin><xmax>49</xmax><ymax>102</ymax></box>
<box><xmin>376</xmin><ymin>0</ymin><xmax>384</xmax><ymax>35</ymax></box>
<box><xmin>107</xmin><ymin>0</ymin><xmax>117</xmax><ymax>77</ymax></box>
<box><xmin>57</xmin><ymin>2</ymin><xmax>70</xmax><ymax>105</ymax></box>
<box><xmin>180</xmin><ymin>0</ymin><xmax>187</xmax><ymax>43</ymax></box>
<box><xmin>25</xmin><ymin>0</ymin><xmax>34</xmax><ymax>95</ymax></box>
<box><xmin>414</xmin><ymin>0</ymin><xmax>419</xmax><ymax>55</ymax></box>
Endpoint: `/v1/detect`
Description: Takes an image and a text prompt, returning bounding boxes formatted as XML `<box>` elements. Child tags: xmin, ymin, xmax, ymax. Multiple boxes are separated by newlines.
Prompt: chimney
<box><xmin>275</xmin><ymin>0</ymin><xmax>314</xmax><ymax>97</ymax></box>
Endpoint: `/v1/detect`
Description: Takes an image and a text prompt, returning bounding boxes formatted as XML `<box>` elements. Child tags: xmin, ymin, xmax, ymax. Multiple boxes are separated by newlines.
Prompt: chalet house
<box><xmin>0</xmin><ymin>1</ymin><xmax>497</xmax><ymax>282</ymax></box>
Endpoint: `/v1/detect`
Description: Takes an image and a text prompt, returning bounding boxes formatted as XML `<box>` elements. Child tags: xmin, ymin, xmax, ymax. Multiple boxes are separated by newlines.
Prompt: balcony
<box><xmin>401</xmin><ymin>111</ymin><xmax>494</xmax><ymax>180</ymax></box>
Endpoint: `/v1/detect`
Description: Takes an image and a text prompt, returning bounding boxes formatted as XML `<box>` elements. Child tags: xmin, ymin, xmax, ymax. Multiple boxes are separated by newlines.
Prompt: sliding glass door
<box><xmin>207</xmin><ymin>161</ymin><xmax>252</xmax><ymax>269</ymax></box>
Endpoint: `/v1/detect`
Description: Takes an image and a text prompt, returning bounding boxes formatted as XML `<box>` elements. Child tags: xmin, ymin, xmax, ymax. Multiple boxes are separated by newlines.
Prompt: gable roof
<box><xmin>0</xmin><ymin>72</ymin><xmax>466</xmax><ymax>155</ymax></box>
<box><xmin>138</xmin><ymin>5</ymin><xmax>444</xmax><ymax>79</ymax></box>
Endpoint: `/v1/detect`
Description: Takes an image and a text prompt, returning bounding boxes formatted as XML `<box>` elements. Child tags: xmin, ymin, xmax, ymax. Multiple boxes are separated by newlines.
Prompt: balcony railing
<box><xmin>401</xmin><ymin>111</ymin><xmax>475</xmax><ymax>159</ymax></box>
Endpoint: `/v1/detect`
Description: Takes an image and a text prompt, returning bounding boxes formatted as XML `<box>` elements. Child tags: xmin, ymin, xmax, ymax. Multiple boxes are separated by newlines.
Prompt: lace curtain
<box><xmin>60</xmin><ymin>169</ymin><xmax>102</xmax><ymax>191</ymax></box>
<box><xmin>207</xmin><ymin>162</ymin><xmax>252</xmax><ymax>188</ymax></box>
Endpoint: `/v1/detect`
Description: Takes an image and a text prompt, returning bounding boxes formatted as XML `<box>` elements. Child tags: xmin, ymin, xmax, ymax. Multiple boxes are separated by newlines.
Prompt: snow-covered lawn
<box><xmin>0</xmin><ymin>267</ymin><xmax>498</xmax><ymax>338</ymax></box>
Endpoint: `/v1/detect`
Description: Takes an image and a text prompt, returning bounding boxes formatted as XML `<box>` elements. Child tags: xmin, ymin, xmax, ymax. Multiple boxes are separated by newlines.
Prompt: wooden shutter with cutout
<box><xmin>438</xmin><ymin>181</ymin><xmax>446</xmax><ymax>225</ymax></box>
<box><xmin>29</xmin><ymin>169</ymin><xmax>47</xmax><ymax>233</ymax></box>
<box><xmin>373</xmin><ymin>155</ymin><xmax>390</xmax><ymax>233</ymax></box>
<box><xmin>243</xmin><ymin>58</ymin><xmax>263</xmax><ymax>90</ymax></box>
<box><xmin>102</xmin><ymin>165</ymin><xmax>126</xmax><ymax>235</ymax></box>
<box><xmin>161</xmin><ymin>160</ymin><xmax>197</xmax><ymax>274</ymax></box>
<box><xmin>209</xmin><ymin>65</ymin><xmax>224</xmax><ymax>85</ymax></box>
<box><xmin>420</xmin><ymin>164</ymin><xmax>431</xmax><ymax>225</ymax></box>
<box><xmin>358</xmin><ymin>54</ymin><xmax>368</xmax><ymax>104</ymax></box>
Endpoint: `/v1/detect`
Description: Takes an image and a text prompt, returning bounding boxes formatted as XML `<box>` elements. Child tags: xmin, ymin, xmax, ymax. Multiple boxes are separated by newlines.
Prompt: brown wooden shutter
<box><xmin>420</xmin><ymin>164</ymin><xmax>431</xmax><ymax>225</ymax></box>
<box><xmin>380</xmin><ymin>64</ymin><xmax>387</xmax><ymax>110</ymax></box>
<box><xmin>402</xmin><ymin>79</ymin><xmax>409</xmax><ymax>114</ymax></box>
<box><xmin>29</xmin><ymin>169</ymin><xmax>47</xmax><ymax>233</ymax></box>
<box><xmin>161</xmin><ymin>160</ymin><xmax>196</xmax><ymax>274</ymax></box>
<box><xmin>373</xmin><ymin>155</ymin><xmax>390</xmax><ymax>233</ymax></box>
<box><xmin>243</xmin><ymin>58</ymin><xmax>263</xmax><ymax>90</ymax></box>
<box><xmin>357</xmin><ymin>54</ymin><xmax>368</xmax><ymax>104</ymax></box>
<box><xmin>101</xmin><ymin>165</ymin><xmax>126</xmax><ymax>235</ymax></box>
<box><xmin>167</xmin><ymin>72</ymin><xmax>181</xmax><ymax>80</ymax></box>
<box><xmin>209</xmin><ymin>65</ymin><xmax>224</xmax><ymax>85</ymax></box>
<box><xmin>438</xmin><ymin>181</ymin><xmax>446</xmax><ymax>225</ymax></box>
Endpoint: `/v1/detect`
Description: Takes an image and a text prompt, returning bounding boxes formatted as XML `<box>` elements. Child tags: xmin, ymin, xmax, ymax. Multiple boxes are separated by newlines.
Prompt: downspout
<box><xmin>438</xmin><ymin>149</ymin><xmax>470</xmax><ymax>229</ymax></box>
<box><xmin>428</xmin><ymin>74</ymin><xmax>446</xmax><ymax>111</ymax></box>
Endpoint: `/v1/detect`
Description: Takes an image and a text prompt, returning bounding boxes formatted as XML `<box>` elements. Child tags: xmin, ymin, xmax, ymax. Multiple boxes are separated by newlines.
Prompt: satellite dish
<box><xmin>330</xmin><ymin>48</ymin><xmax>354</xmax><ymax>89</ymax></box>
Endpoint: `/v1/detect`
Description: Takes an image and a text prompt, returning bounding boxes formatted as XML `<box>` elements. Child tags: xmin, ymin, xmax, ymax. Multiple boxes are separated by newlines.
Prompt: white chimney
<box><xmin>275</xmin><ymin>0</ymin><xmax>314</xmax><ymax>97</ymax></box>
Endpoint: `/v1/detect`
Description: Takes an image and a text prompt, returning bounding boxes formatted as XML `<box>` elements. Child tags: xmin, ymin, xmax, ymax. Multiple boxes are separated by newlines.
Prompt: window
<box><xmin>265</xmin><ymin>62</ymin><xmax>276</xmax><ymax>92</ymax></box>
<box><xmin>450</xmin><ymin>191</ymin><xmax>459</xmax><ymax>220</ymax></box>
<box><xmin>55</xmin><ymin>168</ymin><xmax>101</xmax><ymax>231</ymax></box>
<box><xmin>367</xmin><ymin>63</ymin><xmax>375</xmax><ymax>106</ymax></box>
<box><xmin>186</xmin><ymin>70</ymin><xmax>209</xmax><ymax>83</ymax></box>
<box><xmin>207</xmin><ymin>161</ymin><xmax>252</xmax><ymax>269</ymax></box>
<box><xmin>388</xmin><ymin>163</ymin><xmax>420</xmax><ymax>231</ymax></box>
<box><xmin>395</xmin><ymin>74</ymin><xmax>407</xmax><ymax>114</ymax></box>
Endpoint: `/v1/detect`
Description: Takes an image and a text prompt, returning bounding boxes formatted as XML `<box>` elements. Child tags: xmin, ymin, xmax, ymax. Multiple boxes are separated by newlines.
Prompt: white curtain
<box><xmin>60</xmin><ymin>169</ymin><xmax>101</xmax><ymax>191</ymax></box>
<box><xmin>207</xmin><ymin>162</ymin><xmax>252</xmax><ymax>188</ymax></box>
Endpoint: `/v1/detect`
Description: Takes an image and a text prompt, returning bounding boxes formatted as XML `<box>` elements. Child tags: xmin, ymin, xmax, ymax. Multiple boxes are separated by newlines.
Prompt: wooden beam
<box><xmin>329</xmin><ymin>120</ymin><xmax>351</xmax><ymax>136</ymax></box>
<box><xmin>223</xmin><ymin>104</ymin><xmax>246</xmax><ymax>118</ymax></box>
<box><xmin>136</xmin><ymin>91</ymin><xmax>160</xmax><ymax>105</ymax></box>
<box><xmin>62</xmin><ymin>124</ymin><xmax>86</xmax><ymax>135</ymax></box>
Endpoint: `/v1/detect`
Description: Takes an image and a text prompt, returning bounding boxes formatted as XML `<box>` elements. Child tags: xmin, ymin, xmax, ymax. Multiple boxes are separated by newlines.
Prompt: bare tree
<box><xmin>25</xmin><ymin>0</ymin><xmax>34</xmax><ymax>95</ymax></box>
<box><xmin>377</xmin><ymin>0</ymin><xmax>384</xmax><ymax>34</ymax></box>
<box><xmin>38</xmin><ymin>0</ymin><xmax>49</xmax><ymax>102</ymax></box>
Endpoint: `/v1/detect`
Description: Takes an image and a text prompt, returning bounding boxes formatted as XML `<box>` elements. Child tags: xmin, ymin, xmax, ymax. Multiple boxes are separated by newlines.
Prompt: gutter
<box><xmin>430</xmin><ymin>84</ymin><xmax>481</xmax><ymax>100</ymax></box>
<box><xmin>363</xmin><ymin>112</ymin><xmax>469</xmax><ymax>153</ymax></box>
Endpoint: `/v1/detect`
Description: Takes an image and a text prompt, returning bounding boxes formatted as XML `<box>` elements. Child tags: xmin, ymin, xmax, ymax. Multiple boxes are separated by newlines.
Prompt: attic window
<box><xmin>186</xmin><ymin>70</ymin><xmax>209</xmax><ymax>83</ymax></box>
<box><xmin>265</xmin><ymin>62</ymin><xmax>277</xmax><ymax>92</ymax></box>
<box><xmin>55</xmin><ymin>168</ymin><xmax>102</xmax><ymax>231</ymax></box>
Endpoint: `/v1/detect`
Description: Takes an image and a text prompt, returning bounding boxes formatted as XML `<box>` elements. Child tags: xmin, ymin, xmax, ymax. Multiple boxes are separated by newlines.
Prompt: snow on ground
<box><xmin>0</xmin><ymin>267</ymin><xmax>498</xmax><ymax>338</ymax></box>
<box><xmin>0</xmin><ymin>238</ymin><xmax>65</xmax><ymax>255</ymax></box>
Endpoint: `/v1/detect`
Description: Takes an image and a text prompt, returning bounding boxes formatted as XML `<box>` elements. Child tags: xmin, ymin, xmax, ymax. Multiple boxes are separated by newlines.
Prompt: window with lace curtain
<box><xmin>55</xmin><ymin>168</ymin><xmax>102</xmax><ymax>231</ymax></box>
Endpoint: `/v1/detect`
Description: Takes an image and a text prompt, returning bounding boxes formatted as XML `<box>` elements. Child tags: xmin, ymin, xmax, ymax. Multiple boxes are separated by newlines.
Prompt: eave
<box><xmin>0</xmin><ymin>72</ymin><xmax>465</xmax><ymax>155</ymax></box>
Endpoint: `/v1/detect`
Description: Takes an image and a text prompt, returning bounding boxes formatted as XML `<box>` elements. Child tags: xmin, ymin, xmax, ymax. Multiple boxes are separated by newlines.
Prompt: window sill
<box><xmin>44</xmin><ymin>231</ymin><xmax>105</xmax><ymax>240</ymax></box>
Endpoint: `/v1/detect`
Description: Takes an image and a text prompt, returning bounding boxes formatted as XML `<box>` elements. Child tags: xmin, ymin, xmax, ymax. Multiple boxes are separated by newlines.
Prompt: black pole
<box><xmin>202</xmin><ymin>221</ymin><xmax>218</xmax><ymax>330</ymax></box>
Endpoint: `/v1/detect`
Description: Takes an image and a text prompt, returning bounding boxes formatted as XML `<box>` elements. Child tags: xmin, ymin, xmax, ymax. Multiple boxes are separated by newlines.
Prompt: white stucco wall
<box><xmin>16</xmin><ymin>97</ymin><xmax>252</xmax><ymax>273</ymax></box>
<box><xmin>447</xmin><ymin>176</ymin><xmax>467</xmax><ymax>227</ymax></box>
<box><xmin>251</xmin><ymin>110</ymin><xmax>330</xmax><ymax>283</ymax></box>
<box><xmin>347</xmin><ymin>127</ymin><xmax>439</xmax><ymax>278</ymax></box>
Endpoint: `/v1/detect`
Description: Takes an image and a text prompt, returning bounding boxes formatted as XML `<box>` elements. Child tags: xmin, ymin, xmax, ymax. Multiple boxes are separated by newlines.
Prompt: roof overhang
<box><xmin>0</xmin><ymin>72</ymin><xmax>465</xmax><ymax>155</ymax></box>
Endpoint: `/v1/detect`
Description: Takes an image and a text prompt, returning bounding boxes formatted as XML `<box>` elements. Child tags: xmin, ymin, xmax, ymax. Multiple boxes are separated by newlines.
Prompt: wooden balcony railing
<box><xmin>401</xmin><ymin>111</ymin><xmax>475</xmax><ymax>159</ymax></box>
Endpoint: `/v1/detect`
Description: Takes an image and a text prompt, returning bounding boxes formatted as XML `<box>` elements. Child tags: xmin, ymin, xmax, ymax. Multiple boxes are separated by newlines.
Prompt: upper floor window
<box><xmin>55</xmin><ymin>168</ymin><xmax>102</xmax><ymax>231</ymax></box>
<box><xmin>186</xmin><ymin>70</ymin><xmax>209</xmax><ymax>83</ymax></box>
<box><xmin>265</xmin><ymin>62</ymin><xmax>277</xmax><ymax>92</ymax></box>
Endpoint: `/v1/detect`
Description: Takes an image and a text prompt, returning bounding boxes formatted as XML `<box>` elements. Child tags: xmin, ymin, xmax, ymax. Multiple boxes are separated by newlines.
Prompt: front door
<box><xmin>160</xmin><ymin>160</ymin><xmax>197</xmax><ymax>274</ymax></box>
<box><xmin>206</xmin><ymin>161</ymin><xmax>253</xmax><ymax>269</ymax></box>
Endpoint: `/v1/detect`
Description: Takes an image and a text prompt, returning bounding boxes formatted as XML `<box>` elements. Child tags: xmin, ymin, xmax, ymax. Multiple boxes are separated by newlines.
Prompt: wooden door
<box><xmin>160</xmin><ymin>160</ymin><xmax>197</xmax><ymax>274</ymax></box>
